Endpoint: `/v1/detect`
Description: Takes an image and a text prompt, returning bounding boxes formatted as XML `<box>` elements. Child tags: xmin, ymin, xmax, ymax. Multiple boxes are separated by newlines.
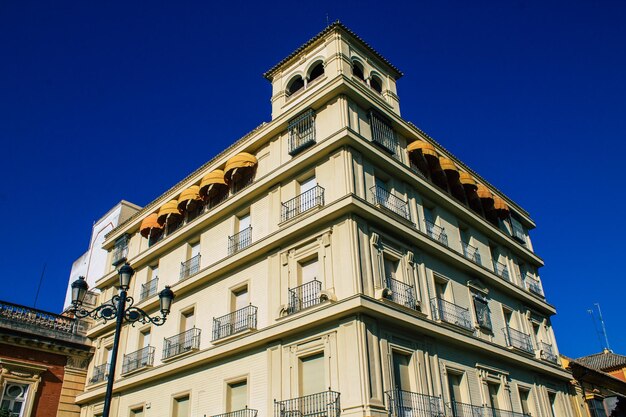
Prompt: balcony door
<box><xmin>232</xmin><ymin>287</ymin><xmax>249</xmax><ymax>332</ymax></box>
<box><xmin>299</xmin><ymin>352</ymin><xmax>326</xmax><ymax>396</ymax></box>
<box><xmin>392</xmin><ymin>352</ymin><xmax>411</xmax><ymax>391</ymax></box>
<box><xmin>227</xmin><ymin>380</ymin><xmax>248</xmax><ymax>412</ymax></box>
<box><xmin>299</xmin><ymin>177</ymin><xmax>317</xmax><ymax>213</ymax></box>
<box><xmin>486</xmin><ymin>382</ymin><xmax>501</xmax><ymax>414</ymax></box>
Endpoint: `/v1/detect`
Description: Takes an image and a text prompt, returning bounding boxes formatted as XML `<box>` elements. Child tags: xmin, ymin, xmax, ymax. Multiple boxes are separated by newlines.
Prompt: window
<box><xmin>173</xmin><ymin>395</ymin><xmax>190</xmax><ymax>417</ymax></box>
<box><xmin>370</xmin><ymin>75</ymin><xmax>383</xmax><ymax>94</ymax></box>
<box><xmin>487</xmin><ymin>382</ymin><xmax>501</xmax><ymax>409</ymax></box>
<box><xmin>181</xmin><ymin>309</ymin><xmax>195</xmax><ymax>332</ymax></box>
<box><xmin>368</xmin><ymin>110</ymin><xmax>397</xmax><ymax>154</ymax></box>
<box><xmin>238</xmin><ymin>213</ymin><xmax>251</xmax><ymax>232</ymax></box>
<box><xmin>588</xmin><ymin>398</ymin><xmax>608</xmax><ymax>417</ymax></box>
<box><xmin>518</xmin><ymin>388</ymin><xmax>531</xmax><ymax>416</ymax></box>
<box><xmin>227</xmin><ymin>381</ymin><xmax>248</xmax><ymax>412</ymax></box>
<box><xmin>139</xmin><ymin>328</ymin><xmax>151</xmax><ymax>349</ymax></box>
<box><xmin>548</xmin><ymin>392</ymin><xmax>558</xmax><ymax>417</ymax></box>
<box><xmin>299</xmin><ymin>352</ymin><xmax>326</xmax><ymax>396</ymax></box>
<box><xmin>229</xmin><ymin>213</ymin><xmax>252</xmax><ymax>255</ymax></box>
<box><xmin>149</xmin><ymin>265</ymin><xmax>158</xmax><ymax>280</ymax></box>
<box><xmin>299</xmin><ymin>257</ymin><xmax>319</xmax><ymax>285</ymax></box>
<box><xmin>0</xmin><ymin>383</ymin><xmax>29</xmax><ymax>417</ymax></box>
<box><xmin>352</xmin><ymin>60</ymin><xmax>365</xmax><ymax>81</ymax></box>
<box><xmin>130</xmin><ymin>407</ymin><xmax>144</xmax><ymax>417</ymax></box>
<box><xmin>288</xmin><ymin>109</ymin><xmax>316</xmax><ymax>155</ymax></box>
<box><xmin>112</xmin><ymin>235</ymin><xmax>129</xmax><ymax>266</ymax></box>
<box><xmin>308</xmin><ymin>62</ymin><xmax>324</xmax><ymax>84</ymax></box>
<box><xmin>392</xmin><ymin>352</ymin><xmax>411</xmax><ymax>391</ymax></box>
<box><xmin>232</xmin><ymin>287</ymin><xmax>249</xmax><ymax>312</ymax></box>
<box><xmin>299</xmin><ymin>176</ymin><xmax>318</xmax><ymax>213</ymax></box>
<box><xmin>447</xmin><ymin>372</ymin><xmax>464</xmax><ymax>404</ymax></box>
<box><xmin>472</xmin><ymin>293</ymin><xmax>492</xmax><ymax>331</ymax></box>
<box><xmin>384</xmin><ymin>256</ymin><xmax>400</xmax><ymax>284</ymax></box>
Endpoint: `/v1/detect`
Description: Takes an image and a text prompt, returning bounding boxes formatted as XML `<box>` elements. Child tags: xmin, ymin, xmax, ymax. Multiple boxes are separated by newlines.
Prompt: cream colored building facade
<box><xmin>75</xmin><ymin>23</ymin><xmax>575</xmax><ymax>417</ymax></box>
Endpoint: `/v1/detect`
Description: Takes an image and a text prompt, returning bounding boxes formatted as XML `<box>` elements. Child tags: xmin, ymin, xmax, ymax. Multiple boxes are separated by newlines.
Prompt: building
<box><xmin>74</xmin><ymin>22</ymin><xmax>576</xmax><ymax>417</ymax></box>
<box><xmin>561</xmin><ymin>354</ymin><xmax>626</xmax><ymax>417</ymax></box>
<box><xmin>0</xmin><ymin>300</ymin><xmax>92</xmax><ymax>417</ymax></box>
<box><xmin>63</xmin><ymin>201</ymin><xmax>141</xmax><ymax>310</ymax></box>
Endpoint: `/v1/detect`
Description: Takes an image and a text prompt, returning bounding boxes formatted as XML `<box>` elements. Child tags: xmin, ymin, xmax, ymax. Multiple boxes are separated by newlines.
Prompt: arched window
<box><xmin>308</xmin><ymin>62</ymin><xmax>325</xmax><ymax>84</ymax></box>
<box><xmin>370</xmin><ymin>75</ymin><xmax>383</xmax><ymax>94</ymax></box>
<box><xmin>287</xmin><ymin>75</ymin><xmax>304</xmax><ymax>97</ymax></box>
<box><xmin>352</xmin><ymin>61</ymin><xmax>365</xmax><ymax>81</ymax></box>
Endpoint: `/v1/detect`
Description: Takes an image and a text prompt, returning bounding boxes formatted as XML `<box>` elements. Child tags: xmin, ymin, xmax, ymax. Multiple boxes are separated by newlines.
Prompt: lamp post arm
<box><xmin>102</xmin><ymin>289</ymin><xmax>127</xmax><ymax>417</ymax></box>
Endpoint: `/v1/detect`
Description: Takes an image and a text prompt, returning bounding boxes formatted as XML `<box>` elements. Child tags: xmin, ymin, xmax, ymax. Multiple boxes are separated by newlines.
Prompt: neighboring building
<box><xmin>561</xmin><ymin>354</ymin><xmax>626</xmax><ymax>417</ymax></box>
<box><xmin>0</xmin><ymin>300</ymin><xmax>92</xmax><ymax>417</ymax></box>
<box><xmin>75</xmin><ymin>22</ymin><xmax>577</xmax><ymax>417</ymax></box>
<box><xmin>63</xmin><ymin>201</ymin><xmax>141</xmax><ymax>310</ymax></box>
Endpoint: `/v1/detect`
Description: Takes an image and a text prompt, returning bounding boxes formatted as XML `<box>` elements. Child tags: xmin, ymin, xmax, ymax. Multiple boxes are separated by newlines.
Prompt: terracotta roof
<box><xmin>263</xmin><ymin>21</ymin><xmax>403</xmax><ymax>81</ymax></box>
<box><xmin>576</xmin><ymin>350</ymin><xmax>626</xmax><ymax>372</ymax></box>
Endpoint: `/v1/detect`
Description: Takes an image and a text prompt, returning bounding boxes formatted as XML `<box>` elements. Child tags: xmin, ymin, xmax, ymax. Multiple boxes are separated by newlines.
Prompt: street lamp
<box><xmin>70</xmin><ymin>263</ymin><xmax>175</xmax><ymax>417</ymax></box>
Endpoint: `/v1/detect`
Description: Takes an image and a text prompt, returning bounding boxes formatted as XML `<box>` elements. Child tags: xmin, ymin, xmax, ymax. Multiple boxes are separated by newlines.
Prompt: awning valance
<box><xmin>139</xmin><ymin>213</ymin><xmax>162</xmax><ymax>238</ymax></box>
<box><xmin>157</xmin><ymin>200</ymin><xmax>183</xmax><ymax>224</ymax></box>
<box><xmin>224</xmin><ymin>152</ymin><xmax>258</xmax><ymax>181</ymax></box>
<box><xmin>459</xmin><ymin>172</ymin><xmax>477</xmax><ymax>189</ymax></box>
<box><xmin>438</xmin><ymin>157</ymin><xmax>458</xmax><ymax>173</ymax></box>
<box><xmin>493</xmin><ymin>196</ymin><xmax>510</xmax><ymax>218</ymax></box>
<box><xmin>476</xmin><ymin>184</ymin><xmax>494</xmax><ymax>201</ymax></box>
<box><xmin>199</xmin><ymin>170</ymin><xmax>228</xmax><ymax>196</ymax></box>
<box><xmin>407</xmin><ymin>140</ymin><xmax>437</xmax><ymax>157</ymax></box>
<box><xmin>177</xmin><ymin>185</ymin><xmax>202</xmax><ymax>210</ymax></box>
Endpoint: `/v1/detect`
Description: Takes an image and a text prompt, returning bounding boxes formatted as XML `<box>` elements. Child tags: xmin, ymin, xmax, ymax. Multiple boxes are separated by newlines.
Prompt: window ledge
<box><xmin>211</xmin><ymin>327</ymin><xmax>256</xmax><ymax>345</ymax></box>
<box><xmin>161</xmin><ymin>347</ymin><xmax>199</xmax><ymax>363</ymax></box>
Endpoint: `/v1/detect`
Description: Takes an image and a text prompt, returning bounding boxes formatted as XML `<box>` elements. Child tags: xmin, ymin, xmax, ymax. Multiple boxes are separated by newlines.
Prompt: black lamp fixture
<box><xmin>69</xmin><ymin>262</ymin><xmax>175</xmax><ymax>417</ymax></box>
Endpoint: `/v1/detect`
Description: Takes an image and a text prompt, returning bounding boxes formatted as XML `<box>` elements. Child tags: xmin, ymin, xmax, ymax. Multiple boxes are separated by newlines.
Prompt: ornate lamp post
<box><xmin>69</xmin><ymin>263</ymin><xmax>175</xmax><ymax>417</ymax></box>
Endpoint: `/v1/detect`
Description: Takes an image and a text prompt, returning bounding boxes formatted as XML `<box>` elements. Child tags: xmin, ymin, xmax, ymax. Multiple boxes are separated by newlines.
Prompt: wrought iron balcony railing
<box><xmin>163</xmin><ymin>328</ymin><xmax>201</xmax><ymax>360</ymax></box>
<box><xmin>369</xmin><ymin>111</ymin><xmax>398</xmax><ymax>155</ymax></box>
<box><xmin>539</xmin><ymin>341</ymin><xmax>558</xmax><ymax>363</ymax></box>
<box><xmin>370</xmin><ymin>186</ymin><xmax>411</xmax><ymax>221</ymax></box>
<box><xmin>229</xmin><ymin>226</ymin><xmax>252</xmax><ymax>256</ymax></box>
<box><xmin>112</xmin><ymin>243</ymin><xmax>129</xmax><ymax>266</ymax></box>
<box><xmin>492</xmin><ymin>261</ymin><xmax>510</xmax><ymax>281</ymax></box>
<box><xmin>90</xmin><ymin>363</ymin><xmax>108</xmax><ymax>384</ymax></box>
<box><xmin>461</xmin><ymin>242</ymin><xmax>481</xmax><ymax>265</ymax></box>
<box><xmin>288</xmin><ymin>279</ymin><xmax>323</xmax><ymax>314</ymax></box>
<box><xmin>140</xmin><ymin>277</ymin><xmax>159</xmax><ymax>301</ymax></box>
<box><xmin>288</xmin><ymin>109</ymin><xmax>316</xmax><ymax>155</ymax></box>
<box><xmin>212</xmin><ymin>408</ymin><xmax>259</xmax><ymax>417</ymax></box>
<box><xmin>121</xmin><ymin>346</ymin><xmax>155</xmax><ymax>374</ymax></box>
<box><xmin>386</xmin><ymin>389</ymin><xmax>444</xmax><ymax>417</ymax></box>
<box><xmin>502</xmin><ymin>327</ymin><xmax>533</xmax><ymax>354</ymax></box>
<box><xmin>385</xmin><ymin>277</ymin><xmax>418</xmax><ymax>309</ymax></box>
<box><xmin>524</xmin><ymin>275</ymin><xmax>544</xmax><ymax>296</ymax></box>
<box><xmin>430</xmin><ymin>298</ymin><xmax>473</xmax><ymax>330</ymax></box>
<box><xmin>282</xmin><ymin>186</ymin><xmax>325</xmax><ymax>222</ymax></box>
<box><xmin>274</xmin><ymin>390</ymin><xmax>341</xmax><ymax>417</ymax></box>
<box><xmin>0</xmin><ymin>300</ymin><xmax>86</xmax><ymax>336</ymax></box>
<box><xmin>180</xmin><ymin>254</ymin><xmax>201</xmax><ymax>281</ymax></box>
<box><xmin>449</xmin><ymin>401</ymin><xmax>530</xmax><ymax>417</ymax></box>
<box><xmin>212</xmin><ymin>305</ymin><xmax>258</xmax><ymax>341</ymax></box>
<box><xmin>425</xmin><ymin>220</ymin><xmax>448</xmax><ymax>247</ymax></box>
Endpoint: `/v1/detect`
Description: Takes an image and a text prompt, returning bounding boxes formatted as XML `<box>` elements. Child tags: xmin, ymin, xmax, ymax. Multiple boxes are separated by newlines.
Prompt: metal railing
<box><xmin>370</xmin><ymin>186</ymin><xmax>411</xmax><ymax>221</ymax></box>
<box><xmin>369</xmin><ymin>111</ymin><xmax>398</xmax><ymax>155</ymax></box>
<box><xmin>425</xmin><ymin>220</ymin><xmax>448</xmax><ymax>246</ymax></box>
<box><xmin>90</xmin><ymin>363</ymin><xmax>108</xmax><ymax>384</ymax></box>
<box><xmin>112</xmin><ymin>243</ymin><xmax>129</xmax><ymax>265</ymax></box>
<box><xmin>430</xmin><ymin>298</ymin><xmax>472</xmax><ymax>330</ymax></box>
<box><xmin>385</xmin><ymin>277</ymin><xmax>417</xmax><ymax>309</ymax></box>
<box><xmin>449</xmin><ymin>401</ymin><xmax>530</xmax><ymax>417</ymax></box>
<box><xmin>212</xmin><ymin>408</ymin><xmax>259</xmax><ymax>417</ymax></box>
<box><xmin>524</xmin><ymin>275</ymin><xmax>543</xmax><ymax>296</ymax></box>
<box><xmin>492</xmin><ymin>261</ymin><xmax>510</xmax><ymax>281</ymax></box>
<box><xmin>502</xmin><ymin>327</ymin><xmax>533</xmax><ymax>353</ymax></box>
<box><xmin>288</xmin><ymin>109</ymin><xmax>316</xmax><ymax>155</ymax></box>
<box><xmin>229</xmin><ymin>226</ymin><xmax>253</xmax><ymax>255</ymax></box>
<box><xmin>180</xmin><ymin>254</ymin><xmax>201</xmax><ymax>281</ymax></box>
<box><xmin>140</xmin><ymin>278</ymin><xmax>159</xmax><ymax>301</ymax></box>
<box><xmin>231</xmin><ymin>174</ymin><xmax>254</xmax><ymax>194</ymax></box>
<box><xmin>0</xmin><ymin>300</ymin><xmax>82</xmax><ymax>334</ymax></box>
<box><xmin>121</xmin><ymin>346</ymin><xmax>155</xmax><ymax>374</ymax></box>
<box><xmin>386</xmin><ymin>389</ymin><xmax>444</xmax><ymax>417</ymax></box>
<box><xmin>282</xmin><ymin>186</ymin><xmax>325</xmax><ymax>222</ymax></box>
<box><xmin>539</xmin><ymin>341</ymin><xmax>558</xmax><ymax>363</ymax></box>
<box><xmin>163</xmin><ymin>328</ymin><xmax>201</xmax><ymax>360</ymax></box>
<box><xmin>288</xmin><ymin>279</ymin><xmax>322</xmax><ymax>314</ymax></box>
<box><xmin>212</xmin><ymin>305</ymin><xmax>258</xmax><ymax>341</ymax></box>
<box><xmin>511</xmin><ymin>223</ymin><xmax>526</xmax><ymax>244</ymax></box>
<box><xmin>461</xmin><ymin>242</ymin><xmax>481</xmax><ymax>265</ymax></box>
<box><xmin>274</xmin><ymin>390</ymin><xmax>341</xmax><ymax>417</ymax></box>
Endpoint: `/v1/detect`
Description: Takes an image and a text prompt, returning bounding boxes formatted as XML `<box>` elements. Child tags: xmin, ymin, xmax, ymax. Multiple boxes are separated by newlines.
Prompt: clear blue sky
<box><xmin>1</xmin><ymin>1</ymin><xmax>624</xmax><ymax>359</ymax></box>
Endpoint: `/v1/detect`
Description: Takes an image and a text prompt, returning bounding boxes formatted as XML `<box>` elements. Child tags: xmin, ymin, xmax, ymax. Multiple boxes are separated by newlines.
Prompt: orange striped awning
<box><xmin>199</xmin><ymin>170</ymin><xmax>228</xmax><ymax>196</ymax></box>
<box><xmin>224</xmin><ymin>152</ymin><xmax>258</xmax><ymax>180</ymax></box>
<box><xmin>493</xmin><ymin>196</ymin><xmax>510</xmax><ymax>218</ymax></box>
<box><xmin>459</xmin><ymin>172</ymin><xmax>477</xmax><ymax>189</ymax></box>
<box><xmin>407</xmin><ymin>140</ymin><xmax>437</xmax><ymax>157</ymax></box>
<box><xmin>139</xmin><ymin>213</ymin><xmax>162</xmax><ymax>238</ymax></box>
<box><xmin>157</xmin><ymin>200</ymin><xmax>183</xmax><ymax>224</ymax></box>
<box><xmin>177</xmin><ymin>185</ymin><xmax>202</xmax><ymax>210</ymax></box>
<box><xmin>476</xmin><ymin>184</ymin><xmax>494</xmax><ymax>201</ymax></box>
<box><xmin>438</xmin><ymin>157</ymin><xmax>458</xmax><ymax>173</ymax></box>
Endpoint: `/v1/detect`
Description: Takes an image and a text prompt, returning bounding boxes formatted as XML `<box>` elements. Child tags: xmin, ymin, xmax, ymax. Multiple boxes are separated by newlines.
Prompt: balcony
<box><xmin>370</xmin><ymin>186</ymin><xmax>411</xmax><ymax>221</ymax></box>
<box><xmin>111</xmin><ymin>243</ymin><xmax>129</xmax><ymax>266</ymax></box>
<box><xmin>140</xmin><ymin>278</ymin><xmax>158</xmax><ymax>301</ymax></box>
<box><xmin>288</xmin><ymin>279</ymin><xmax>322</xmax><ymax>314</ymax></box>
<box><xmin>386</xmin><ymin>389</ymin><xmax>444</xmax><ymax>417</ymax></box>
<box><xmin>288</xmin><ymin>109</ymin><xmax>316</xmax><ymax>155</ymax></box>
<box><xmin>539</xmin><ymin>341</ymin><xmax>558</xmax><ymax>363</ymax></box>
<box><xmin>425</xmin><ymin>220</ymin><xmax>448</xmax><ymax>247</ymax></box>
<box><xmin>511</xmin><ymin>223</ymin><xmax>526</xmax><ymax>244</ymax></box>
<box><xmin>449</xmin><ymin>401</ymin><xmax>530</xmax><ymax>417</ymax></box>
<box><xmin>282</xmin><ymin>186</ymin><xmax>325</xmax><ymax>222</ymax></box>
<box><xmin>274</xmin><ymin>390</ymin><xmax>341</xmax><ymax>417</ymax></box>
<box><xmin>502</xmin><ymin>327</ymin><xmax>533</xmax><ymax>354</ymax></box>
<box><xmin>492</xmin><ymin>261</ymin><xmax>510</xmax><ymax>281</ymax></box>
<box><xmin>369</xmin><ymin>110</ymin><xmax>398</xmax><ymax>156</ymax></box>
<box><xmin>229</xmin><ymin>226</ymin><xmax>252</xmax><ymax>256</ymax></box>
<box><xmin>524</xmin><ymin>275</ymin><xmax>543</xmax><ymax>297</ymax></box>
<box><xmin>180</xmin><ymin>254</ymin><xmax>201</xmax><ymax>281</ymax></box>
<box><xmin>90</xmin><ymin>363</ymin><xmax>108</xmax><ymax>384</ymax></box>
<box><xmin>385</xmin><ymin>277</ymin><xmax>418</xmax><ymax>309</ymax></box>
<box><xmin>212</xmin><ymin>305</ymin><xmax>258</xmax><ymax>341</ymax></box>
<box><xmin>121</xmin><ymin>346</ymin><xmax>155</xmax><ymax>374</ymax></box>
<box><xmin>430</xmin><ymin>298</ymin><xmax>473</xmax><ymax>331</ymax></box>
<box><xmin>461</xmin><ymin>242</ymin><xmax>481</xmax><ymax>265</ymax></box>
<box><xmin>212</xmin><ymin>409</ymin><xmax>259</xmax><ymax>417</ymax></box>
<box><xmin>163</xmin><ymin>328</ymin><xmax>201</xmax><ymax>360</ymax></box>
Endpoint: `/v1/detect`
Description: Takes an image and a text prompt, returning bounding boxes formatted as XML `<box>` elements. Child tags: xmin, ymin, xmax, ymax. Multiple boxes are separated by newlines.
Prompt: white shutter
<box><xmin>238</xmin><ymin>214</ymin><xmax>251</xmax><ymax>231</ymax></box>
<box><xmin>299</xmin><ymin>353</ymin><xmax>326</xmax><ymax>396</ymax></box>
<box><xmin>228</xmin><ymin>381</ymin><xmax>248</xmax><ymax>411</ymax></box>
<box><xmin>191</xmin><ymin>243</ymin><xmax>200</xmax><ymax>258</ymax></box>
<box><xmin>300</xmin><ymin>258</ymin><xmax>318</xmax><ymax>284</ymax></box>
<box><xmin>234</xmin><ymin>288</ymin><xmax>249</xmax><ymax>311</ymax></box>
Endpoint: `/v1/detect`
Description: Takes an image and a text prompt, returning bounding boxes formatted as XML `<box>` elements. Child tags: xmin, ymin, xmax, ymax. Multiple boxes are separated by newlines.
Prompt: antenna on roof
<box><xmin>588</xmin><ymin>303</ymin><xmax>611</xmax><ymax>352</ymax></box>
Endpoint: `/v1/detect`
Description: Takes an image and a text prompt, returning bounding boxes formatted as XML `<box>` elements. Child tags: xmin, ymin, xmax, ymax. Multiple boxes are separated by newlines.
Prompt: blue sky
<box><xmin>1</xmin><ymin>1</ymin><xmax>624</xmax><ymax>358</ymax></box>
